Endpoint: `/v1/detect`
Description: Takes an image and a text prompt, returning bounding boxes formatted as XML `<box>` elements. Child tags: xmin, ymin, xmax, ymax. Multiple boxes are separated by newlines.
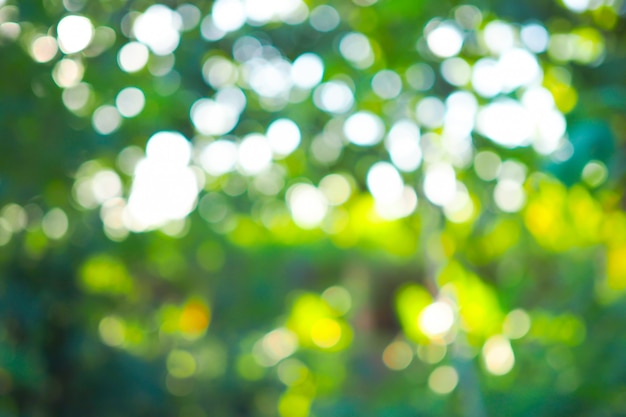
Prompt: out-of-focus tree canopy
<box><xmin>1</xmin><ymin>0</ymin><xmax>626</xmax><ymax>415</ymax></box>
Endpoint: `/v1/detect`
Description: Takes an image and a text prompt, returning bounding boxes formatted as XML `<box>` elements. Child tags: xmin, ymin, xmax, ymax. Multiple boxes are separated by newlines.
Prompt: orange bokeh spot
<box><xmin>179</xmin><ymin>301</ymin><xmax>211</xmax><ymax>335</ymax></box>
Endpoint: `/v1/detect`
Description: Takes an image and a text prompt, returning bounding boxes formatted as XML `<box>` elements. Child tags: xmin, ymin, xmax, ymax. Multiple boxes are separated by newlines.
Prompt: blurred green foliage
<box><xmin>1</xmin><ymin>0</ymin><xmax>626</xmax><ymax>416</ymax></box>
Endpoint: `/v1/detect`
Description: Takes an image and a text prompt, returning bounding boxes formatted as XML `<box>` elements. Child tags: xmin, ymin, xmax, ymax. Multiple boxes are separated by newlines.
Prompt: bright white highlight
<box><xmin>386</xmin><ymin>120</ymin><xmax>422</xmax><ymax>172</ymax></box>
<box><xmin>483</xmin><ymin>335</ymin><xmax>515</xmax><ymax>375</ymax></box>
<box><xmin>313</xmin><ymin>81</ymin><xmax>354</xmax><ymax>114</ymax></box>
<box><xmin>238</xmin><ymin>134</ymin><xmax>273</xmax><ymax>175</ymax></box>
<box><xmin>212</xmin><ymin>0</ymin><xmax>246</xmax><ymax>32</ymax></box>
<box><xmin>477</xmin><ymin>99</ymin><xmax>533</xmax><ymax>148</ymax></box>
<box><xmin>423</xmin><ymin>163</ymin><xmax>456</xmax><ymax>206</ymax></box>
<box><xmin>419</xmin><ymin>301</ymin><xmax>455</xmax><ymax>338</ymax></box>
<box><xmin>57</xmin><ymin>15</ymin><xmax>94</xmax><ymax>54</ymax></box>
<box><xmin>266</xmin><ymin>118</ymin><xmax>301</xmax><ymax>157</ymax></box>
<box><xmin>190</xmin><ymin>98</ymin><xmax>240</xmax><ymax>136</ymax></box>
<box><xmin>367</xmin><ymin>162</ymin><xmax>404</xmax><ymax>203</ymax></box>
<box><xmin>427</xmin><ymin>22</ymin><xmax>463</xmax><ymax>58</ymax></box>
<box><xmin>444</xmin><ymin>90</ymin><xmax>478</xmax><ymax>138</ymax></box>
<box><xmin>126</xmin><ymin>131</ymin><xmax>198</xmax><ymax>231</ymax></box>
<box><xmin>118</xmin><ymin>42</ymin><xmax>149</xmax><ymax>73</ymax></box>
<box><xmin>471</xmin><ymin>58</ymin><xmax>502</xmax><ymax>98</ymax></box>
<box><xmin>291</xmin><ymin>53</ymin><xmax>324</xmax><ymax>89</ymax></box>
<box><xmin>494</xmin><ymin>179</ymin><xmax>525</xmax><ymax>212</ymax></box>
<box><xmin>146</xmin><ymin>131</ymin><xmax>191</xmax><ymax>166</ymax></box>
<box><xmin>343</xmin><ymin>111</ymin><xmax>385</xmax><ymax>146</ymax></box>
<box><xmin>199</xmin><ymin>140</ymin><xmax>238</xmax><ymax>176</ymax></box>
<box><xmin>133</xmin><ymin>5</ymin><xmax>182</xmax><ymax>55</ymax></box>
<box><xmin>498</xmin><ymin>48</ymin><xmax>541</xmax><ymax>92</ymax></box>
<box><xmin>367</xmin><ymin>162</ymin><xmax>417</xmax><ymax>219</ymax></box>
<box><xmin>483</xmin><ymin>21</ymin><xmax>515</xmax><ymax>54</ymax></box>
<box><xmin>563</xmin><ymin>0</ymin><xmax>590</xmax><ymax>12</ymax></box>
<box><xmin>287</xmin><ymin>184</ymin><xmax>328</xmax><ymax>229</ymax></box>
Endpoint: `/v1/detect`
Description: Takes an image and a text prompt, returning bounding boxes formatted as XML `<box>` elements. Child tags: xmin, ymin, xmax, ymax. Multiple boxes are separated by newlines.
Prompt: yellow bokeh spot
<box><xmin>79</xmin><ymin>254</ymin><xmax>133</xmax><ymax>294</ymax></box>
<box><xmin>544</xmin><ymin>68</ymin><xmax>578</xmax><ymax>113</ymax></box>
<box><xmin>278</xmin><ymin>393</ymin><xmax>311</xmax><ymax>417</ymax></box>
<box><xmin>310</xmin><ymin>318</ymin><xmax>341</xmax><ymax>349</ymax></box>
<box><xmin>179</xmin><ymin>300</ymin><xmax>211</xmax><ymax>336</ymax></box>
<box><xmin>438</xmin><ymin>262</ymin><xmax>504</xmax><ymax>340</ymax></box>
<box><xmin>524</xmin><ymin>179</ymin><xmax>604</xmax><ymax>252</ymax></box>
<box><xmin>286</xmin><ymin>293</ymin><xmax>352</xmax><ymax>351</ymax></box>
<box><xmin>395</xmin><ymin>284</ymin><xmax>432</xmax><ymax>344</ymax></box>
<box><xmin>607</xmin><ymin>245</ymin><xmax>626</xmax><ymax>291</ymax></box>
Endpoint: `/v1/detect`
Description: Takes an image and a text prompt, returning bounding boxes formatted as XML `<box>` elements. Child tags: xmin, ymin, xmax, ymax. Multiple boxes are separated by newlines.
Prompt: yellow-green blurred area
<box><xmin>2</xmin><ymin>0</ymin><xmax>626</xmax><ymax>416</ymax></box>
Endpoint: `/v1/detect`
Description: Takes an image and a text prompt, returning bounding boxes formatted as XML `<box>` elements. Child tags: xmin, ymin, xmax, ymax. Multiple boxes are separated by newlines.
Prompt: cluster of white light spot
<box><xmin>198</xmin><ymin>117</ymin><xmax>300</xmax><ymax>181</ymax></box>
<box><xmin>207</xmin><ymin>0</ymin><xmax>308</xmax><ymax>35</ymax></box>
<box><xmin>472</xmin><ymin>49</ymin><xmax>542</xmax><ymax>98</ymax></box>
<box><xmin>366</xmin><ymin>162</ymin><xmax>417</xmax><ymax>220</ymax></box>
<box><xmin>190</xmin><ymin>87</ymin><xmax>246</xmax><ymax>136</ymax></box>
<box><xmin>343</xmin><ymin>111</ymin><xmax>385</xmax><ymax>146</ymax></box>
<box><xmin>444</xmin><ymin>90</ymin><xmax>478</xmax><ymax>139</ymax></box>
<box><xmin>385</xmin><ymin>120</ymin><xmax>422</xmax><ymax>172</ymax></box>
<box><xmin>0</xmin><ymin>202</ymin><xmax>69</xmax><ymax>242</ymax></box>
<box><xmin>313</xmin><ymin>80</ymin><xmax>354</xmax><ymax>114</ymax></box>
<box><xmin>133</xmin><ymin>5</ymin><xmax>182</xmax><ymax>55</ymax></box>
<box><xmin>422</xmin><ymin>161</ymin><xmax>474</xmax><ymax>222</ymax></box>
<box><xmin>126</xmin><ymin>131</ymin><xmax>199</xmax><ymax>231</ymax></box>
<box><xmin>221</xmin><ymin>38</ymin><xmax>325</xmax><ymax>109</ymax></box>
